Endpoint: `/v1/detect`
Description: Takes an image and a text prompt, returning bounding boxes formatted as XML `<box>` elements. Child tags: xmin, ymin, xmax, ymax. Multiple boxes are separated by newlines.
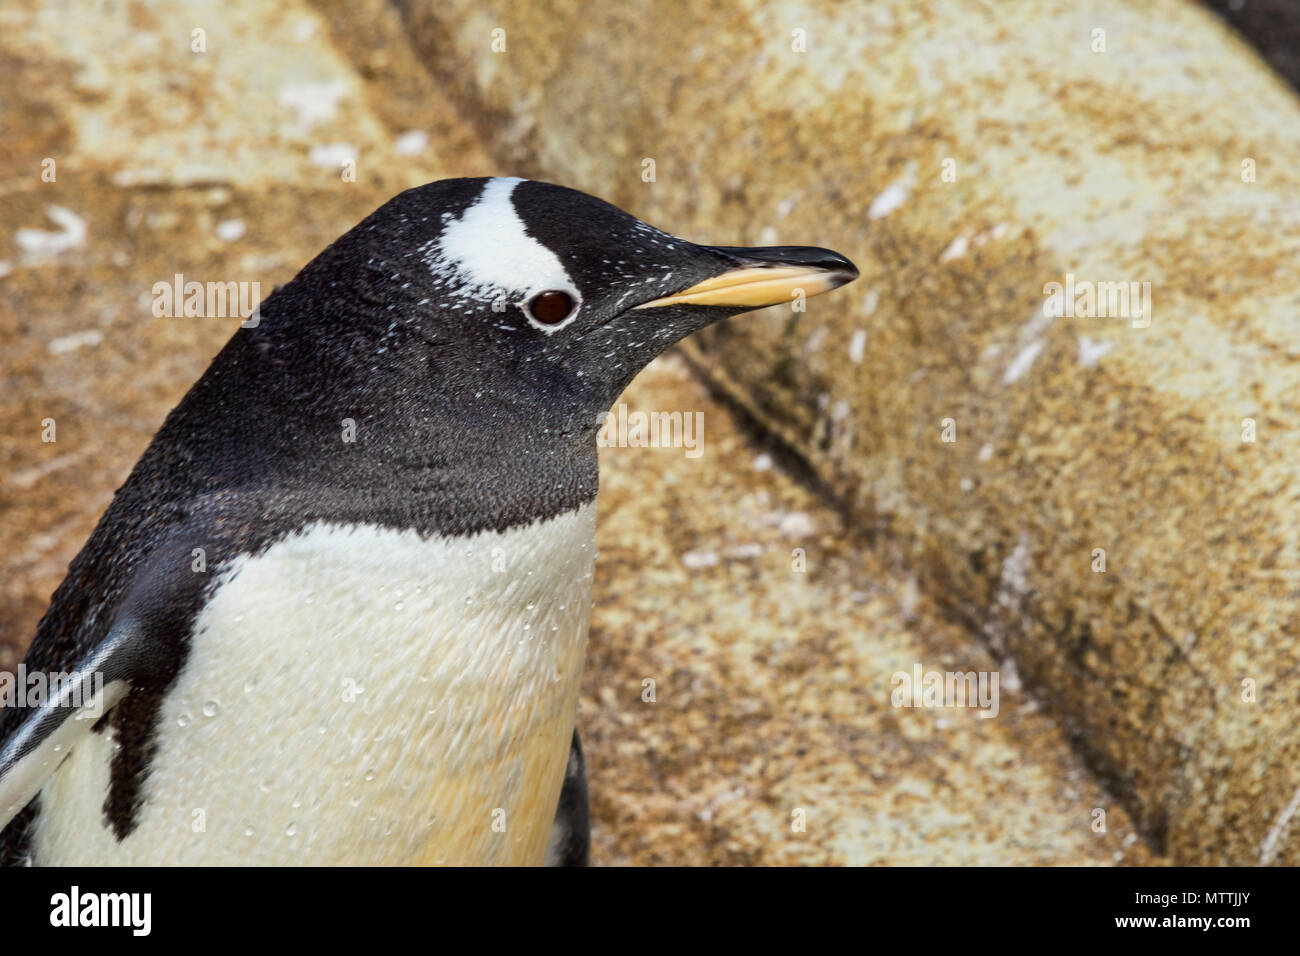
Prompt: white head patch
<box><xmin>423</xmin><ymin>177</ymin><xmax>581</xmax><ymax>333</ymax></box>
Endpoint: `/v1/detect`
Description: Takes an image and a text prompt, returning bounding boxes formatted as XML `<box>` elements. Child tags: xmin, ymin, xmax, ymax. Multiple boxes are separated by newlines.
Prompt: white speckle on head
<box><xmin>425</xmin><ymin>178</ymin><xmax>580</xmax><ymax>334</ymax></box>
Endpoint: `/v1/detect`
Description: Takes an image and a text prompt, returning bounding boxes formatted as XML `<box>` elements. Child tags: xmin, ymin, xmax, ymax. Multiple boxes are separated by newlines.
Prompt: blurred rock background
<box><xmin>2</xmin><ymin>0</ymin><xmax>1295</xmax><ymax>865</ymax></box>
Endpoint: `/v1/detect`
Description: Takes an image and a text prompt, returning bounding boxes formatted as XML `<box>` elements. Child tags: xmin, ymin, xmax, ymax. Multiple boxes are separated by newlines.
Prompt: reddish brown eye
<box><xmin>526</xmin><ymin>290</ymin><xmax>576</xmax><ymax>325</ymax></box>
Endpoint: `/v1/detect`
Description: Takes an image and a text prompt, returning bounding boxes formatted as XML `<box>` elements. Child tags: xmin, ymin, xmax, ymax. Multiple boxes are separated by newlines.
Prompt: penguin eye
<box><xmin>525</xmin><ymin>290</ymin><xmax>577</xmax><ymax>326</ymax></box>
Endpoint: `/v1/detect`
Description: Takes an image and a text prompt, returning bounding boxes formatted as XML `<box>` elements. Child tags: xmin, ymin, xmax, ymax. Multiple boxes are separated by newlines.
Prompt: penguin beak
<box><xmin>635</xmin><ymin>246</ymin><xmax>858</xmax><ymax>310</ymax></box>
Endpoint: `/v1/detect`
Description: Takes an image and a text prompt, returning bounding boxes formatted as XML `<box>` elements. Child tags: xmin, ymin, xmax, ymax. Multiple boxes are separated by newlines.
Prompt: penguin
<box><xmin>0</xmin><ymin>177</ymin><xmax>856</xmax><ymax>865</ymax></box>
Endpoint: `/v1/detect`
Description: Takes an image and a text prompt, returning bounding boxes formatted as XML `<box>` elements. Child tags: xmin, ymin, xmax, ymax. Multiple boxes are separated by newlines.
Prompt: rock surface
<box><xmin>393</xmin><ymin>0</ymin><xmax>1300</xmax><ymax>864</ymax></box>
<box><xmin>0</xmin><ymin>0</ymin><xmax>1168</xmax><ymax>864</ymax></box>
<box><xmin>589</xmin><ymin>355</ymin><xmax>1149</xmax><ymax>864</ymax></box>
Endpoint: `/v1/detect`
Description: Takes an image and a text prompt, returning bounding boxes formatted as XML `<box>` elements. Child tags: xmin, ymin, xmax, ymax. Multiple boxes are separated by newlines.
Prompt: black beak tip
<box><xmin>716</xmin><ymin>244</ymin><xmax>859</xmax><ymax>283</ymax></box>
<box><xmin>820</xmin><ymin>249</ymin><xmax>859</xmax><ymax>285</ymax></box>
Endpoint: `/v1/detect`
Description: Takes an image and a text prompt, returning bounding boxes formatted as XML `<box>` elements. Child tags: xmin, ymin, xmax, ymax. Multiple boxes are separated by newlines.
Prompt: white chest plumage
<box><xmin>31</xmin><ymin>503</ymin><xmax>597</xmax><ymax>865</ymax></box>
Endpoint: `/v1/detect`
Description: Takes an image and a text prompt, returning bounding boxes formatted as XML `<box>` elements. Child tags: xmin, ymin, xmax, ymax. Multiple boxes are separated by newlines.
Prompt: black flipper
<box><xmin>0</xmin><ymin>618</ymin><xmax>140</xmax><ymax>832</ymax></box>
<box><xmin>544</xmin><ymin>728</ymin><xmax>590</xmax><ymax>866</ymax></box>
<box><xmin>0</xmin><ymin>513</ymin><xmax>228</xmax><ymax>861</ymax></box>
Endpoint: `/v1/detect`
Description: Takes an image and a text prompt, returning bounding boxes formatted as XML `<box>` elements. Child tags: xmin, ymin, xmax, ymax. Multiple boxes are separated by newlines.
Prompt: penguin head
<box><xmin>291</xmin><ymin>176</ymin><xmax>857</xmax><ymax>429</ymax></box>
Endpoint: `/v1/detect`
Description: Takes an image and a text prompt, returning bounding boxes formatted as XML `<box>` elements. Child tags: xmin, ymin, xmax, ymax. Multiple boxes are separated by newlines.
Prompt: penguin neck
<box><xmin>154</xmin><ymin>322</ymin><xmax>603</xmax><ymax>539</ymax></box>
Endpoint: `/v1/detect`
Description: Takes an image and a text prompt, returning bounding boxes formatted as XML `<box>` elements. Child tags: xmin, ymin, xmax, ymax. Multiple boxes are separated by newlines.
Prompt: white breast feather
<box><xmin>31</xmin><ymin>503</ymin><xmax>597</xmax><ymax>865</ymax></box>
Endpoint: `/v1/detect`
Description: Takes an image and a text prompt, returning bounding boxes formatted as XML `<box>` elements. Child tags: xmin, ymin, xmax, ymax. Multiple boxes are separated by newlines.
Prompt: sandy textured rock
<box><xmin>589</xmin><ymin>356</ymin><xmax>1151</xmax><ymax>864</ymax></box>
<box><xmin>397</xmin><ymin>0</ymin><xmax>1300</xmax><ymax>864</ymax></box>
<box><xmin>0</xmin><ymin>0</ymin><xmax>1163</xmax><ymax>865</ymax></box>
